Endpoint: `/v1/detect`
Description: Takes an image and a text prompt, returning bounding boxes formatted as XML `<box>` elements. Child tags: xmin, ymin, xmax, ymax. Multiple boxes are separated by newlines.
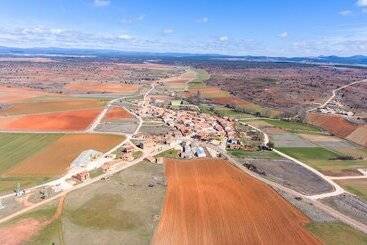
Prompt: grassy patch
<box><xmin>278</xmin><ymin>147</ymin><xmax>367</xmax><ymax>175</ymax></box>
<box><xmin>157</xmin><ymin>148</ymin><xmax>180</xmax><ymax>159</ymax></box>
<box><xmin>89</xmin><ymin>168</ymin><xmax>104</xmax><ymax>178</ymax></box>
<box><xmin>132</xmin><ymin>150</ymin><xmax>143</xmax><ymax>159</ymax></box>
<box><xmin>263</xmin><ymin>119</ymin><xmax>322</xmax><ymax>133</ymax></box>
<box><xmin>228</xmin><ymin>149</ymin><xmax>282</xmax><ymax>159</ymax></box>
<box><xmin>0</xmin><ymin>133</ymin><xmax>63</xmax><ymax>175</ymax></box>
<box><xmin>66</xmin><ymin>194</ymin><xmax>141</xmax><ymax>231</ymax></box>
<box><xmin>188</xmin><ymin>69</ymin><xmax>210</xmax><ymax>89</ymax></box>
<box><xmin>0</xmin><ymin>176</ymin><xmax>50</xmax><ymax>194</ymax></box>
<box><xmin>336</xmin><ymin>179</ymin><xmax>367</xmax><ymax>202</ymax></box>
<box><xmin>200</xmin><ymin>104</ymin><xmax>254</xmax><ymax>119</ymax></box>
<box><xmin>307</xmin><ymin>222</ymin><xmax>367</xmax><ymax>245</ymax></box>
<box><xmin>27</xmin><ymin>218</ymin><xmax>63</xmax><ymax>245</ymax></box>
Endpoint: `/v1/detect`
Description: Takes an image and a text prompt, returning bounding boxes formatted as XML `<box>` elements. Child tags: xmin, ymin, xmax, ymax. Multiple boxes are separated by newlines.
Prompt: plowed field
<box><xmin>347</xmin><ymin>125</ymin><xmax>367</xmax><ymax>147</ymax></box>
<box><xmin>153</xmin><ymin>158</ymin><xmax>320</xmax><ymax>245</ymax></box>
<box><xmin>5</xmin><ymin>134</ymin><xmax>123</xmax><ymax>177</ymax></box>
<box><xmin>307</xmin><ymin>113</ymin><xmax>358</xmax><ymax>138</ymax></box>
<box><xmin>3</xmin><ymin>108</ymin><xmax>101</xmax><ymax>131</ymax></box>
<box><xmin>0</xmin><ymin>86</ymin><xmax>45</xmax><ymax>103</ymax></box>
<box><xmin>104</xmin><ymin>106</ymin><xmax>132</xmax><ymax>121</ymax></box>
<box><xmin>65</xmin><ymin>82</ymin><xmax>139</xmax><ymax>93</ymax></box>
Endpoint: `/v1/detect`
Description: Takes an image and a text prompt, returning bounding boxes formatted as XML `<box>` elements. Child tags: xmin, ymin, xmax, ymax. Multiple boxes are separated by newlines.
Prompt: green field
<box><xmin>228</xmin><ymin>149</ymin><xmax>282</xmax><ymax>159</ymax></box>
<box><xmin>336</xmin><ymin>179</ymin><xmax>367</xmax><ymax>202</ymax></box>
<box><xmin>278</xmin><ymin>147</ymin><xmax>367</xmax><ymax>175</ymax></box>
<box><xmin>200</xmin><ymin>104</ymin><xmax>255</xmax><ymax>119</ymax></box>
<box><xmin>188</xmin><ymin>69</ymin><xmax>210</xmax><ymax>88</ymax></box>
<box><xmin>0</xmin><ymin>133</ymin><xmax>62</xmax><ymax>193</ymax></box>
<box><xmin>263</xmin><ymin>119</ymin><xmax>322</xmax><ymax>134</ymax></box>
<box><xmin>307</xmin><ymin>222</ymin><xmax>367</xmax><ymax>245</ymax></box>
<box><xmin>157</xmin><ymin>148</ymin><xmax>180</xmax><ymax>159</ymax></box>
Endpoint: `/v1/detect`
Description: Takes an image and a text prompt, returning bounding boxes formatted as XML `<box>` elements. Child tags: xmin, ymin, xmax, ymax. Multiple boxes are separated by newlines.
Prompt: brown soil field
<box><xmin>188</xmin><ymin>86</ymin><xmax>230</xmax><ymax>98</ymax></box>
<box><xmin>211</xmin><ymin>96</ymin><xmax>251</xmax><ymax>106</ymax></box>
<box><xmin>0</xmin><ymin>86</ymin><xmax>46</xmax><ymax>103</ymax></box>
<box><xmin>153</xmin><ymin>158</ymin><xmax>320</xmax><ymax>245</ymax></box>
<box><xmin>104</xmin><ymin>106</ymin><xmax>132</xmax><ymax>121</ymax></box>
<box><xmin>164</xmin><ymin>71</ymin><xmax>196</xmax><ymax>84</ymax></box>
<box><xmin>5</xmin><ymin>134</ymin><xmax>123</xmax><ymax>177</ymax></box>
<box><xmin>0</xmin><ymin>98</ymin><xmax>105</xmax><ymax>116</ymax></box>
<box><xmin>307</xmin><ymin>113</ymin><xmax>358</xmax><ymax>138</ymax></box>
<box><xmin>65</xmin><ymin>82</ymin><xmax>139</xmax><ymax>93</ymax></box>
<box><xmin>3</xmin><ymin>108</ymin><xmax>102</xmax><ymax>131</ymax></box>
<box><xmin>347</xmin><ymin>125</ymin><xmax>367</xmax><ymax>147</ymax></box>
<box><xmin>0</xmin><ymin>219</ymin><xmax>44</xmax><ymax>245</ymax></box>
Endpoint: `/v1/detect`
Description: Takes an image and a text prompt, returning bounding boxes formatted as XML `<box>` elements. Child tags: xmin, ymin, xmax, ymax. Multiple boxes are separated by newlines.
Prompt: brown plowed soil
<box><xmin>65</xmin><ymin>82</ymin><xmax>139</xmax><ymax>93</ymax></box>
<box><xmin>307</xmin><ymin>113</ymin><xmax>358</xmax><ymax>138</ymax></box>
<box><xmin>0</xmin><ymin>86</ymin><xmax>45</xmax><ymax>103</ymax></box>
<box><xmin>153</xmin><ymin>158</ymin><xmax>320</xmax><ymax>245</ymax></box>
<box><xmin>3</xmin><ymin>108</ymin><xmax>102</xmax><ymax>131</ymax></box>
<box><xmin>211</xmin><ymin>96</ymin><xmax>251</xmax><ymax>106</ymax></box>
<box><xmin>347</xmin><ymin>125</ymin><xmax>367</xmax><ymax>147</ymax></box>
<box><xmin>188</xmin><ymin>86</ymin><xmax>230</xmax><ymax>98</ymax></box>
<box><xmin>0</xmin><ymin>219</ymin><xmax>43</xmax><ymax>245</ymax></box>
<box><xmin>104</xmin><ymin>106</ymin><xmax>132</xmax><ymax>121</ymax></box>
<box><xmin>5</xmin><ymin>134</ymin><xmax>123</xmax><ymax>177</ymax></box>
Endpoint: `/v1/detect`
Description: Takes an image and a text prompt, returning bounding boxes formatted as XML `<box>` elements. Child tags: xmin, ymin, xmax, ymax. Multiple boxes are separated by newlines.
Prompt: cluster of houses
<box><xmin>138</xmin><ymin>104</ymin><xmax>240</xmax><ymax>148</ymax></box>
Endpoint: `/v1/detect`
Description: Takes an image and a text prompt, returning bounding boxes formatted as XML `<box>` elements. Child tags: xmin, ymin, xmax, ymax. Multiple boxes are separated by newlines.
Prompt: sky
<box><xmin>0</xmin><ymin>0</ymin><xmax>367</xmax><ymax>57</ymax></box>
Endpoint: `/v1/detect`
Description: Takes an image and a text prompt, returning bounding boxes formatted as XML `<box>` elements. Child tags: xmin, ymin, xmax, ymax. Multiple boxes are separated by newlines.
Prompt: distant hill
<box><xmin>0</xmin><ymin>46</ymin><xmax>366</xmax><ymax>66</ymax></box>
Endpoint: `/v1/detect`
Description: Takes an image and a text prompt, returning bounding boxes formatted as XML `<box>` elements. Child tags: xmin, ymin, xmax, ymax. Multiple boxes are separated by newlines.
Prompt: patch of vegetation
<box><xmin>66</xmin><ymin>194</ymin><xmax>141</xmax><ymax>231</ymax></box>
<box><xmin>0</xmin><ymin>176</ymin><xmax>50</xmax><ymax>194</ymax></box>
<box><xmin>188</xmin><ymin>69</ymin><xmax>210</xmax><ymax>88</ymax></box>
<box><xmin>89</xmin><ymin>168</ymin><xmax>104</xmax><ymax>178</ymax></box>
<box><xmin>199</xmin><ymin>104</ymin><xmax>254</xmax><ymax>119</ymax></box>
<box><xmin>157</xmin><ymin>148</ymin><xmax>180</xmax><ymax>159</ymax></box>
<box><xmin>277</xmin><ymin>147</ymin><xmax>343</xmax><ymax>161</ymax></box>
<box><xmin>263</xmin><ymin>119</ymin><xmax>322</xmax><ymax>133</ymax></box>
<box><xmin>27</xmin><ymin>217</ymin><xmax>63</xmax><ymax>245</ymax></box>
<box><xmin>228</xmin><ymin>149</ymin><xmax>282</xmax><ymax>159</ymax></box>
<box><xmin>0</xmin><ymin>133</ymin><xmax>63</xmax><ymax>174</ymax></box>
<box><xmin>307</xmin><ymin>222</ymin><xmax>367</xmax><ymax>245</ymax></box>
<box><xmin>336</xmin><ymin>179</ymin><xmax>367</xmax><ymax>202</ymax></box>
<box><xmin>132</xmin><ymin>150</ymin><xmax>143</xmax><ymax>159</ymax></box>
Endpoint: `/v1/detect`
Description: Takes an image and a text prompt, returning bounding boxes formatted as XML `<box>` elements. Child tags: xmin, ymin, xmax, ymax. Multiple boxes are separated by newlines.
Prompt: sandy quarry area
<box><xmin>5</xmin><ymin>134</ymin><xmax>123</xmax><ymax>177</ymax></box>
<box><xmin>103</xmin><ymin>106</ymin><xmax>132</xmax><ymax>121</ymax></box>
<box><xmin>153</xmin><ymin>158</ymin><xmax>320</xmax><ymax>245</ymax></box>
<box><xmin>0</xmin><ymin>108</ymin><xmax>102</xmax><ymax>131</ymax></box>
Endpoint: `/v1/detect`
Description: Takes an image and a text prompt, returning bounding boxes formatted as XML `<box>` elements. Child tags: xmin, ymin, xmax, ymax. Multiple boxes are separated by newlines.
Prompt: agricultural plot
<box><xmin>0</xmin><ymin>97</ymin><xmax>106</xmax><ymax>116</ymax></box>
<box><xmin>65</xmin><ymin>82</ymin><xmax>140</xmax><ymax>94</ymax></box>
<box><xmin>336</xmin><ymin>179</ymin><xmax>367</xmax><ymax>202</ymax></box>
<box><xmin>0</xmin><ymin>108</ymin><xmax>102</xmax><ymax>131</ymax></box>
<box><xmin>307</xmin><ymin>222</ymin><xmax>367</xmax><ymax>245</ymax></box>
<box><xmin>95</xmin><ymin>119</ymin><xmax>139</xmax><ymax>134</ymax></box>
<box><xmin>153</xmin><ymin>158</ymin><xmax>319</xmax><ymax>245</ymax></box>
<box><xmin>187</xmin><ymin>69</ymin><xmax>210</xmax><ymax>89</ymax></box>
<box><xmin>5</xmin><ymin>134</ymin><xmax>124</xmax><ymax>178</ymax></box>
<box><xmin>7</xmin><ymin>161</ymin><xmax>166</xmax><ymax>244</ymax></box>
<box><xmin>278</xmin><ymin>147</ymin><xmax>367</xmax><ymax>176</ymax></box>
<box><xmin>270</xmin><ymin>133</ymin><xmax>316</xmax><ymax>148</ymax></box>
<box><xmin>0</xmin><ymin>133</ymin><xmax>62</xmax><ymax>193</ymax></box>
<box><xmin>103</xmin><ymin>106</ymin><xmax>132</xmax><ymax>121</ymax></box>
<box><xmin>263</xmin><ymin>119</ymin><xmax>322</xmax><ymax>134</ymax></box>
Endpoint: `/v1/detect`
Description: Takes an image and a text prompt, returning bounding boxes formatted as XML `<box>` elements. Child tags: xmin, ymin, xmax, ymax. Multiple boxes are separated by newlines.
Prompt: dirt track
<box><xmin>153</xmin><ymin>158</ymin><xmax>320</xmax><ymax>245</ymax></box>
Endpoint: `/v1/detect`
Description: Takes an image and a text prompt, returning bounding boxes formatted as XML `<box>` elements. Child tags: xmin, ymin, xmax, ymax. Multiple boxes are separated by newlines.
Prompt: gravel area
<box><xmin>321</xmin><ymin>193</ymin><xmax>367</xmax><ymax>225</ymax></box>
<box><xmin>275</xmin><ymin>188</ymin><xmax>336</xmax><ymax>222</ymax></box>
<box><xmin>241</xmin><ymin>158</ymin><xmax>334</xmax><ymax>195</ymax></box>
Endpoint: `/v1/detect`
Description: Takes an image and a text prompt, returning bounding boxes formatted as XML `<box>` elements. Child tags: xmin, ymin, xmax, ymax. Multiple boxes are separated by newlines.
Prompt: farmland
<box><xmin>5</xmin><ymin>133</ymin><xmax>124</xmax><ymax>177</ymax></box>
<box><xmin>336</xmin><ymin>179</ymin><xmax>367</xmax><ymax>202</ymax></box>
<box><xmin>103</xmin><ymin>106</ymin><xmax>132</xmax><ymax>121</ymax></box>
<box><xmin>1</xmin><ymin>108</ymin><xmax>102</xmax><ymax>131</ymax></box>
<box><xmin>263</xmin><ymin>119</ymin><xmax>322</xmax><ymax>134</ymax></box>
<box><xmin>277</xmin><ymin>147</ymin><xmax>367</xmax><ymax>176</ymax></box>
<box><xmin>153</xmin><ymin>158</ymin><xmax>320</xmax><ymax>244</ymax></box>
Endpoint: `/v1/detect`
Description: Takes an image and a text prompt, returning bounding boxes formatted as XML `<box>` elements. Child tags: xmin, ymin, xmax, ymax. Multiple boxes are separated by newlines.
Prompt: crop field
<box><xmin>65</xmin><ymin>82</ymin><xmax>139</xmax><ymax>94</ymax></box>
<box><xmin>347</xmin><ymin>125</ymin><xmax>367</xmax><ymax>147</ymax></box>
<box><xmin>0</xmin><ymin>86</ymin><xmax>46</xmax><ymax>104</ymax></box>
<box><xmin>153</xmin><ymin>158</ymin><xmax>320</xmax><ymax>245</ymax></box>
<box><xmin>336</xmin><ymin>179</ymin><xmax>367</xmax><ymax>202</ymax></box>
<box><xmin>307</xmin><ymin>113</ymin><xmax>358</xmax><ymax>138</ymax></box>
<box><xmin>263</xmin><ymin>119</ymin><xmax>322</xmax><ymax>134</ymax></box>
<box><xmin>278</xmin><ymin>147</ymin><xmax>367</xmax><ymax>176</ymax></box>
<box><xmin>1</xmin><ymin>108</ymin><xmax>102</xmax><ymax>131</ymax></box>
<box><xmin>228</xmin><ymin>149</ymin><xmax>282</xmax><ymax>159</ymax></box>
<box><xmin>270</xmin><ymin>133</ymin><xmax>316</xmax><ymax>148</ymax></box>
<box><xmin>5</xmin><ymin>133</ymin><xmax>124</xmax><ymax>177</ymax></box>
<box><xmin>187</xmin><ymin>69</ymin><xmax>210</xmax><ymax>88</ymax></box>
<box><xmin>307</xmin><ymin>222</ymin><xmax>367</xmax><ymax>245</ymax></box>
<box><xmin>188</xmin><ymin>86</ymin><xmax>230</xmax><ymax>98</ymax></box>
<box><xmin>0</xmin><ymin>97</ymin><xmax>106</xmax><ymax>116</ymax></box>
<box><xmin>103</xmin><ymin>106</ymin><xmax>132</xmax><ymax>121</ymax></box>
<box><xmin>2</xmin><ymin>161</ymin><xmax>165</xmax><ymax>244</ymax></box>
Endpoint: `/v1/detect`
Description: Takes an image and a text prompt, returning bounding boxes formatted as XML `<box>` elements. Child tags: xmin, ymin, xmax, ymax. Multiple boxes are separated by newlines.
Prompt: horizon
<box><xmin>1</xmin><ymin>0</ymin><xmax>367</xmax><ymax>57</ymax></box>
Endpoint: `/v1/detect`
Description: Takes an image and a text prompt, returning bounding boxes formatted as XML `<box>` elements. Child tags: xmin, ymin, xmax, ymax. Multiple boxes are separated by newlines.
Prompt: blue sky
<box><xmin>0</xmin><ymin>0</ymin><xmax>367</xmax><ymax>56</ymax></box>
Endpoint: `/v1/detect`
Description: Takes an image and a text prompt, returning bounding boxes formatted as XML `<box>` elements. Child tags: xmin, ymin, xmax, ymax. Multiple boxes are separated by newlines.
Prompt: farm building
<box><xmin>195</xmin><ymin>147</ymin><xmax>206</xmax><ymax>158</ymax></box>
<box><xmin>73</xmin><ymin>171</ymin><xmax>90</xmax><ymax>182</ymax></box>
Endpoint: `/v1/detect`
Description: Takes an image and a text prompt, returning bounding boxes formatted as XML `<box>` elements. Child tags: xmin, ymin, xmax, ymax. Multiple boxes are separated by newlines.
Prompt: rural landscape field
<box><xmin>0</xmin><ymin>0</ymin><xmax>367</xmax><ymax>244</ymax></box>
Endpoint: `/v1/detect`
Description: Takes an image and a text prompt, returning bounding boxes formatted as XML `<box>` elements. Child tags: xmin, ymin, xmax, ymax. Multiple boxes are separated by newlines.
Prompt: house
<box><xmin>121</xmin><ymin>144</ymin><xmax>135</xmax><ymax>153</ymax></box>
<box><xmin>195</xmin><ymin>147</ymin><xmax>206</xmax><ymax>158</ymax></box>
<box><xmin>73</xmin><ymin>171</ymin><xmax>90</xmax><ymax>182</ymax></box>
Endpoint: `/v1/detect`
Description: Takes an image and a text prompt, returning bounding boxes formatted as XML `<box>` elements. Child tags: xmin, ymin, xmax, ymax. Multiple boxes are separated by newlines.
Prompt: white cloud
<box><xmin>278</xmin><ymin>32</ymin><xmax>288</xmax><ymax>38</ymax></box>
<box><xmin>339</xmin><ymin>10</ymin><xmax>352</xmax><ymax>16</ymax></box>
<box><xmin>94</xmin><ymin>0</ymin><xmax>110</xmax><ymax>7</ymax></box>
<box><xmin>357</xmin><ymin>0</ymin><xmax>367</xmax><ymax>7</ymax></box>
<box><xmin>219</xmin><ymin>36</ymin><xmax>228</xmax><ymax>42</ymax></box>
<box><xmin>118</xmin><ymin>34</ymin><xmax>133</xmax><ymax>40</ymax></box>
<box><xmin>163</xmin><ymin>28</ymin><xmax>174</xmax><ymax>34</ymax></box>
<box><xmin>197</xmin><ymin>17</ymin><xmax>209</xmax><ymax>23</ymax></box>
<box><xmin>121</xmin><ymin>15</ymin><xmax>145</xmax><ymax>24</ymax></box>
